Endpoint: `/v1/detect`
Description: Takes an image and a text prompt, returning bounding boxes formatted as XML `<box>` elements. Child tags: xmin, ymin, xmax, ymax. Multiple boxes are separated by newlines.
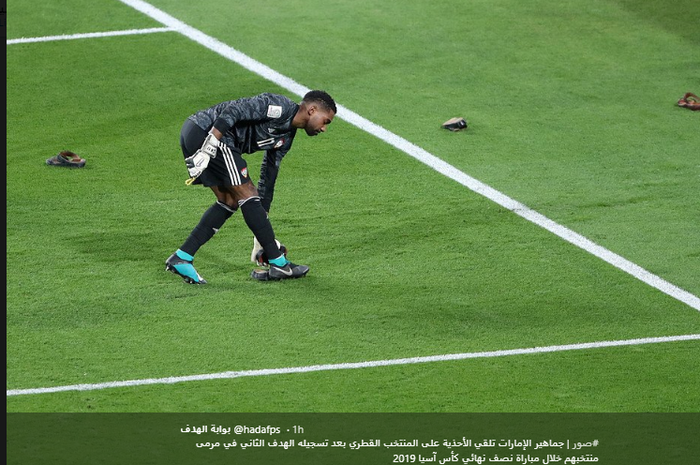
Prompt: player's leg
<box><xmin>166</xmin><ymin>121</ymin><xmax>236</xmax><ymax>284</ymax></box>
<box><xmin>213</xmin><ymin>144</ymin><xmax>291</xmax><ymax>271</ymax></box>
<box><xmin>180</xmin><ymin>187</ymin><xmax>237</xmax><ymax>258</ymax></box>
<box><xmin>166</xmin><ymin>194</ymin><xmax>236</xmax><ymax>282</ymax></box>
<box><xmin>231</xmin><ymin>181</ymin><xmax>309</xmax><ymax>280</ymax></box>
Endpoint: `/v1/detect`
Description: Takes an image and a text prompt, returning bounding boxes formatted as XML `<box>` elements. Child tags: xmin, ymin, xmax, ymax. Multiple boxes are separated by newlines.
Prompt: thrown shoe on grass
<box><xmin>46</xmin><ymin>150</ymin><xmax>86</xmax><ymax>168</ymax></box>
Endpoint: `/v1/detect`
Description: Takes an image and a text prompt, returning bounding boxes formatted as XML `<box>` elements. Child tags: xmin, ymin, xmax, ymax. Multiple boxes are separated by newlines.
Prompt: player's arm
<box><xmin>211</xmin><ymin>94</ymin><xmax>271</xmax><ymax>134</ymax></box>
<box><xmin>250</xmin><ymin>148</ymin><xmax>286</xmax><ymax>263</ymax></box>
<box><xmin>186</xmin><ymin>94</ymin><xmax>270</xmax><ymax>183</ymax></box>
<box><xmin>258</xmin><ymin>148</ymin><xmax>286</xmax><ymax>213</ymax></box>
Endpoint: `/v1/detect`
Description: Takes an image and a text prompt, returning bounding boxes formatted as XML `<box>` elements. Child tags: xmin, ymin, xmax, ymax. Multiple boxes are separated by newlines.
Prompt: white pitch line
<box><xmin>116</xmin><ymin>0</ymin><xmax>700</xmax><ymax>312</ymax></box>
<box><xmin>7</xmin><ymin>334</ymin><xmax>700</xmax><ymax>396</ymax></box>
<box><xmin>6</xmin><ymin>27</ymin><xmax>173</xmax><ymax>45</ymax></box>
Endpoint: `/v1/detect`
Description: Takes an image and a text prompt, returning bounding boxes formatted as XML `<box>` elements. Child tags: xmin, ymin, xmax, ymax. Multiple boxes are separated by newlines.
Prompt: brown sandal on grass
<box><xmin>46</xmin><ymin>150</ymin><xmax>86</xmax><ymax>168</ymax></box>
<box><xmin>677</xmin><ymin>92</ymin><xmax>700</xmax><ymax>111</ymax></box>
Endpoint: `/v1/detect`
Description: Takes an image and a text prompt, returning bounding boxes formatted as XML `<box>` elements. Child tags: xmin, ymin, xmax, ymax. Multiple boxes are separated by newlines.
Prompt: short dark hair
<box><xmin>303</xmin><ymin>90</ymin><xmax>337</xmax><ymax>114</ymax></box>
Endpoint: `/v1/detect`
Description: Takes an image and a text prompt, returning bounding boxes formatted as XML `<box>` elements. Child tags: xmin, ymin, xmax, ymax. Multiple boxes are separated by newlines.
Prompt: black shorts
<box><xmin>179</xmin><ymin>119</ymin><xmax>251</xmax><ymax>187</ymax></box>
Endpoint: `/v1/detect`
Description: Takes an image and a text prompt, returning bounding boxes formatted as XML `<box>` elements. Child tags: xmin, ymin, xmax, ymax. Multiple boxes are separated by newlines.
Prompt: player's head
<box><xmin>300</xmin><ymin>90</ymin><xmax>336</xmax><ymax>136</ymax></box>
<box><xmin>303</xmin><ymin>90</ymin><xmax>337</xmax><ymax>114</ymax></box>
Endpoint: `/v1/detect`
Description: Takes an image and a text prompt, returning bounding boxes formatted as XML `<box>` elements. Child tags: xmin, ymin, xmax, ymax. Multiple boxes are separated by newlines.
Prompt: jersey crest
<box><xmin>267</xmin><ymin>105</ymin><xmax>283</xmax><ymax>118</ymax></box>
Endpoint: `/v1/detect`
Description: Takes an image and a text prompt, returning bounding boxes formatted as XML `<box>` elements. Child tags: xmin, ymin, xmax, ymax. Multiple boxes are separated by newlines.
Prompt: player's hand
<box><xmin>252</xmin><ymin>237</ymin><xmax>285</xmax><ymax>265</ymax></box>
<box><xmin>185</xmin><ymin>150</ymin><xmax>211</xmax><ymax>179</ymax></box>
<box><xmin>251</xmin><ymin>236</ymin><xmax>263</xmax><ymax>263</ymax></box>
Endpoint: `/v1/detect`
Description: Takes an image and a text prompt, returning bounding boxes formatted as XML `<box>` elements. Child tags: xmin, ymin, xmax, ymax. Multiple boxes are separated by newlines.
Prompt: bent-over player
<box><xmin>166</xmin><ymin>90</ymin><xmax>336</xmax><ymax>284</ymax></box>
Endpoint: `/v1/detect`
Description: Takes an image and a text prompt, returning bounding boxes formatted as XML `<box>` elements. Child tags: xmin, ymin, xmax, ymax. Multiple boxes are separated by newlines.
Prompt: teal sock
<box><xmin>176</xmin><ymin>249</ymin><xmax>194</xmax><ymax>262</ymax></box>
<box><xmin>268</xmin><ymin>255</ymin><xmax>289</xmax><ymax>266</ymax></box>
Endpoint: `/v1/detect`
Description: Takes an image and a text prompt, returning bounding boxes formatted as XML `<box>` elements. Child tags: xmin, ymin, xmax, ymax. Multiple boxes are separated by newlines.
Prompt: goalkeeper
<box><xmin>166</xmin><ymin>90</ymin><xmax>337</xmax><ymax>284</ymax></box>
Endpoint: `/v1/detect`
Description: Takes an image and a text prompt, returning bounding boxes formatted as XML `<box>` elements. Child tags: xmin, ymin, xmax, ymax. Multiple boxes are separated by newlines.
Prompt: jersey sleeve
<box><xmin>211</xmin><ymin>94</ymin><xmax>272</xmax><ymax>134</ymax></box>
<box><xmin>257</xmin><ymin>148</ymin><xmax>287</xmax><ymax>212</ymax></box>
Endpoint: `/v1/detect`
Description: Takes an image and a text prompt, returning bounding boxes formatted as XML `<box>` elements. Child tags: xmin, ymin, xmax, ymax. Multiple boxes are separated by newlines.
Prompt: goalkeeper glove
<box><xmin>252</xmin><ymin>237</ymin><xmax>284</xmax><ymax>265</ymax></box>
<box><xmin>185</xmin><ymin>150</ymin><xmax>212</xmax><ymax>179</ymax></box>
<box><xmin>185</xmin><ymin>132</ymin><xmax>220</xmax><ymax>179</ymax></box>
<box><xmin>251</xmin><ymin>236</ymin><xmax>263</xmax><ymax>263</ymax></box>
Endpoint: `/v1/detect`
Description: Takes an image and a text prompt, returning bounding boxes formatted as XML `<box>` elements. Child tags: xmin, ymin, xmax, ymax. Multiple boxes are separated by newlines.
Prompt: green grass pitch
<box><xmin>6</xmin><ymin>0</ymin><xmax>700</xmax><ymax>412</ymax></box>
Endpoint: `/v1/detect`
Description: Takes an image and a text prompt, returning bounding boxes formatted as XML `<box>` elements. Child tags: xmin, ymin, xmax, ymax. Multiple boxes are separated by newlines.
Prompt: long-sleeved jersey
<box><xmin>187</xmin><ymin>93</ymin><xmax>299</xmax><ymax>211</ymax></box>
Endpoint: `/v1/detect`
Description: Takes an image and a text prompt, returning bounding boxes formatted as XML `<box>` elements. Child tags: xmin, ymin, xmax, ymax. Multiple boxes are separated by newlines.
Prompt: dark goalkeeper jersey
<box><xmin>187</xmin><ymin>92</ymin><xmax>299</xmax><ymax>156</ymax></box>
<box><xmin>187</xmin><ymin>93</ymin><xmax>300</xmax><ymax>211</ymax></box>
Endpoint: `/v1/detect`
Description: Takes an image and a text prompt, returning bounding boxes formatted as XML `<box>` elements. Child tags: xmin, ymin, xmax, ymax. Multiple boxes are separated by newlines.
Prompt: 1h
<box><xmin>293</xmin><ymin>425</ymin><xmax>304</xmax><ymax>434</ymax></box>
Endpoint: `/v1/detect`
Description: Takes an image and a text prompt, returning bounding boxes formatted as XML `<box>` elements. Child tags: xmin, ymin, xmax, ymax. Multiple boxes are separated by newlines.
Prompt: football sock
<box><xmin>175</xmin><ymin>249</ymin><xmax>194</xmax><ymax>262</ymax></box>
<box><xmin>268</xmin><ymin>255</ymin><xmax>289</xmax><ymax>267</ymax></box>
<box><xmin>180</xmin><ymin>201</ymin><xmax>235</xmax><ymax>256</ymax></box>
<box><xmin>239</xmin><ymin>196</ymin><xmax>283</xmax><ymax>262</ymax></box>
